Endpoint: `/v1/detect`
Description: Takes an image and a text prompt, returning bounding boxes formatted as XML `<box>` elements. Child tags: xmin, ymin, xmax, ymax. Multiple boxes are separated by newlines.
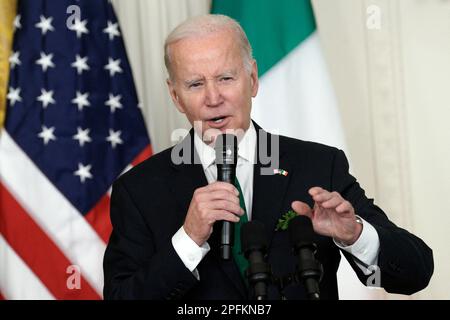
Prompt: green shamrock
<box><xmin>275</xmin><ymin>210</ymin><xmax>298</xmax><ymax>231</ymax></box>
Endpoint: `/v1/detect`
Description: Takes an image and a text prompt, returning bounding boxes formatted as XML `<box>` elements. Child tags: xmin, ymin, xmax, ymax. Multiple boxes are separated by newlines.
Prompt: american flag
<box><xmin>0</xmin><ymin>0</ymin><xmax>151</xmax><ymax>299</ymax></box>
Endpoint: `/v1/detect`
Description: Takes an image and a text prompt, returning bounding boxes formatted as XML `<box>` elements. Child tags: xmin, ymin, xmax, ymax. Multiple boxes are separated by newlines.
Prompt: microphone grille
<box><xmin>214</xmin><ymin>134</ymin><xmax>237</xmax><ymax>165</ymax></box>
<box><xmin>288</xmin><ymin>215</ymin><xmax>315</xmax><ymax>247</ymax></box>
<box><xmin>241</xmin><ymin>220</ymin><xmax>268</xmax><ymax>257</ymax></box>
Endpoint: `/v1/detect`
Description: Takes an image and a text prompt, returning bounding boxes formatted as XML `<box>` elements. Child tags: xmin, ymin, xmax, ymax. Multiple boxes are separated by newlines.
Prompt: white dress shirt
<box><xmin>172</xmin><ymin>122</ymin><xmax>380</xmax><ymax>279</ymax></box>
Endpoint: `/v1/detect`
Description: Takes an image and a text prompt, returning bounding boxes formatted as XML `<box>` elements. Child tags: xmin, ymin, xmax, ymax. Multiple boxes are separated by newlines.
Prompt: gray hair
<box><xmin>164</xmin><ymin>14</ymin><xmax>254</xmax><ymax>80</ymax></box>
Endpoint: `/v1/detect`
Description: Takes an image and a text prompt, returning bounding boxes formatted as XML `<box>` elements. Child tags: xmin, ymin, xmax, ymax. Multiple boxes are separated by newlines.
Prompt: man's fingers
<box><xmin>312</xmin><ymin>191</ymin><xmax>334</xmax><ymax>203</ymax></box>
<box><xmin>336</xmin><ymin>201</ymin><xmax>352</xmax><ymax>213</ymax></box>
<box><xmin>203</xmin><ymin>181</ymin><xmax>239</xmax><ymax>196</ymax></box>
<box><xmin>203</xmin><ymin>190</ymin><xmax>240</xmax><ymax>205</ymax></box>
<box><xmin>310</xmin><ymin>188</ymin><xmax>344</xmax><ymax>204</ymax></box>
<box><xmin>309</xmin><ymin>187</ymin><xmax>325</xmax><ymax>196</ymax></box>
<box><xmin>211</xmin><ymin>210</ymin><xmax>240</xmax><ymax>223</ymax></box>
<box><xmin>291</xmin><ymin>201</ymin><xmax>313</xmax><ymax>218</ymax></box>
<box><xmin>208</xmin><ymin>200</ymin><xmax>244</xmax><ymax>216</ymax></box>
<box><xmin>321</xmin><ymin>196</ymin><xmax>343</xmax><ymax>209</ymax></box>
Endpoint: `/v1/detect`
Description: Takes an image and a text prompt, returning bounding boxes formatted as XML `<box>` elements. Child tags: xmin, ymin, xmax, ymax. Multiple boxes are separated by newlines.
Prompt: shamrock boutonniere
<box><xmin>275</xmin><ymin>210</ymin><xmax>297</xmax><ymax>231</ymax></box>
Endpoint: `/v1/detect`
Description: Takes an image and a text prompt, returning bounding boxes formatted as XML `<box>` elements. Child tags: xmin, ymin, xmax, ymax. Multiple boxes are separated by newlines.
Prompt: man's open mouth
<box><xmin>210</xmin><ymin>116</ymin><xmax>227</xmax><ymax>124</ymax></box>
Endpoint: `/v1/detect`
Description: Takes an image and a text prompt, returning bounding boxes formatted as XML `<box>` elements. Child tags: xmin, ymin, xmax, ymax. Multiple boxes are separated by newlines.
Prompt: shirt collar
<box><xmin>194</xmin><ymin>121</ymin><xmax>257</xmax><ymax>169</ymax></box>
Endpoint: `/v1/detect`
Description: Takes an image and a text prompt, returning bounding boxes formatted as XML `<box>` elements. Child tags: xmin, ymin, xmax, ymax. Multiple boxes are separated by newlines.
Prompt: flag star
<box><xmin>69</xmin><ymin>18</ymin><xmax>89</xmax><ymax>38</ymax></box>
<box><xmin>38</xmin><ymin>125</ymin><xmax>56</xmax><ymax>145</ymax></box>
<box><xmin>7</xmin><ymin>87</ymin><xmax>22</xmax><ymax>106</ymax></box>
<box><xmin>74</xmin><ymin>163</ymin><xmax>93</xmax><ymax>183</ymax></box>
<box><xmin>73</xmin><ymin>127</ymin><xmax>92</xmax><ymax>147</ymax></box>
<box><xmin>104</xmin><ymin>57</ymin><xmax>122</xmax><ymax>76</ymax></box>
<box><xmin>36</xmin><ymin>88</ymin><xmax>56</xmax><ymax>108</ymax></box>
<box><xmin>35</xmin><ymin>15</ymin><xmax>54</xmax><ymax>35</ymax></box>
<box><xmin>106</xmin><ymin>129</ymin><xmax>123</xmax><ymax>148</ymax></box>
<box><xmin>9</xmin><ymin>51</ymin><xmax>21</xmax><ymax>69</ymax></box>
<box><xmin>105</xmin><ymin>93</ymin><xmax>123</xmax><ymax>113</ymax></box>
<box><xmin>14</xmin><ymin>14</ymin><xmax>21</xmax><ymax>29</ymax></box>
<box><xmin>71</xmin><ymin>54</ymin><xmax>90</xmax><ymax>75</ymax></box>
<box><xmin>103</xmin><ymin>21</ymin><xmax>121</xmax><ymax>40</ymax></box>
<box><xmin>71</xmin><ymin>91</ymin><xmax>90</xmax><ymax>111</ymax></box>
<box><xmin>36</xmin><ymin>52</ymin><xmax>55</xmax><ymax>72</ymax></box>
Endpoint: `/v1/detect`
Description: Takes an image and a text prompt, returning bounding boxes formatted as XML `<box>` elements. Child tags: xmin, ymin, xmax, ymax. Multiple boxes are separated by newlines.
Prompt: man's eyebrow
<box><xmin>184</xmin><ymin>77</ymin><xmax>203</xmax><ymax>86</ymax></box>
<box><xmin>182</xmin><ymin>70</ymin><xmax>238</xmax><ymax>86</ymax></box>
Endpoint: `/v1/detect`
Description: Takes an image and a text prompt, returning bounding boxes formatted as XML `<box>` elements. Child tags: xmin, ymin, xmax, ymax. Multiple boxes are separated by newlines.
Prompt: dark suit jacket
<box><xmin>103</xmin><ymin>123</ymin><xmax>433</xmax><ymax>300</ymax></box>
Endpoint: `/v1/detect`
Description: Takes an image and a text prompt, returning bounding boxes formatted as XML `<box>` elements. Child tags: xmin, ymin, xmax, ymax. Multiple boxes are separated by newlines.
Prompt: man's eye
<box><xmin>220</xmin><ymin>77</ymin><xmax>233</xmax><ymax>82</ymax></box>
<box><xmin>189</xmin><ymin>82</ymin><xmax>203</xmax><ymax>89</ymax></box>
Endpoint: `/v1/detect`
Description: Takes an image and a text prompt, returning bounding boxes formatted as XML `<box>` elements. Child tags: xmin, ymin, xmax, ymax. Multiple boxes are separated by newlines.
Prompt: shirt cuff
<box><xmin>171</xmin><ymin>226</ymin><xmax>210</xmax><ymax>277</ymax></box>
<box><xmin>334</xmin><ymin>216</ymin><xmax>380</xmax><ymax>275</ymax></box>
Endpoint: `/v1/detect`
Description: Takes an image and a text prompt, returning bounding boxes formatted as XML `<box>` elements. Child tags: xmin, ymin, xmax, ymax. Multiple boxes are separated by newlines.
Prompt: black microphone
<box><xmin>241</xmin><ymin>220</ymin><xmax>271</xmax><ymax>300</ymax></box>
<box><xmin>215</xmin><ymin>134</ymin><xmax>238</xmax><ymax>260</ymax></box>
<box><xmin>288</xmin><ymin>215</ymin><xmax>323</xmax><ymax>300</ymax></box>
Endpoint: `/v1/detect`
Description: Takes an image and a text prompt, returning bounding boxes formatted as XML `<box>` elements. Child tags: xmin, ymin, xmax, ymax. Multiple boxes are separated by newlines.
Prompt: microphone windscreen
<box><xmin>241</xmin><ymin>220</ymin><xmax>268</xmax><ymax>256</ymax></box>
<box><xmin>214</xmin><ymin>134</ymin><xmax>237</xmax><ymax>165</ymax></box>
<box><xmin>288</xmin><ymin>215</ymin><xmax>315</xmax><ymax>247</ymax></box>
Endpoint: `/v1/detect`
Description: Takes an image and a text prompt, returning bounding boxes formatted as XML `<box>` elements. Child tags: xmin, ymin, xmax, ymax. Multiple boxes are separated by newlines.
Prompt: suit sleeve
<box><xmin>331</xmin><ymin>149</ymin><xmax>434</xmax><ymax>295</ymax></box>
<box><xmin>103</xmin><ymin>178</ymin><xmax>198</xmax><ymax>300</ymax></box>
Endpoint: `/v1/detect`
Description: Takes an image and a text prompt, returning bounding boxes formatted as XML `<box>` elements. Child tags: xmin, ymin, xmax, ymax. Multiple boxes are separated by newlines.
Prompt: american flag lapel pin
<box><xmin>273</xmin><ymin>168</ymin><xmax>288</xmax><ymax>176</ymax></box>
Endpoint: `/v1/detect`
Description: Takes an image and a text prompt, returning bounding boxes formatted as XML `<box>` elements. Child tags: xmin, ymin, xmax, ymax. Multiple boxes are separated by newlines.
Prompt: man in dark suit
<box><xmin>103</xmin><ymin>14</ymin><xmax>433</xmax><ymax>300</ymax></box>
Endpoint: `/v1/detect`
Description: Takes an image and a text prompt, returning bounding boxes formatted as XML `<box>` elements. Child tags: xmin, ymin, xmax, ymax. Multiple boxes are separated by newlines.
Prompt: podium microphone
<box><xmin>241</xmin><ymin>220</ymin><xmax>271</xmax><ymax>300</ymax></box>
<box><xmin>215</xmin><ymin>134</ymin><xmax>238</xmax><ymax>260</ymax></box>
<box><xmin>288</xmin><ymin>215</ymin><xmax>323</xmax><ymax>300</ymax></box>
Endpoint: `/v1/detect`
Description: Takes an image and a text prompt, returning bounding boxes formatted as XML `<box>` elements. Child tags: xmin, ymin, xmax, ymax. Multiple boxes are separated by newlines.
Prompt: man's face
<box><xmin>167</xmin><ymin>29</ymin><xmax>259</xmax><ymax>142</ymax></box>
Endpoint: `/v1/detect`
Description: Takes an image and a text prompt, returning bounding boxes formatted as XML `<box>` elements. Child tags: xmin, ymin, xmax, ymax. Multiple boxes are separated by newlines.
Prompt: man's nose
<box><xmin>204</xmin><ymin>81</ymin><xmax>222</xmax><ymax>107</ymax></box>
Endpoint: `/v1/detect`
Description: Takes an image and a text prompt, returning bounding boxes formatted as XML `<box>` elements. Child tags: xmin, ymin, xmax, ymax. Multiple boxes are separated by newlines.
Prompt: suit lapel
<box><xmin>169</xmin><ymin>130</ymin><xmax>207</xmax><ymax>219</ymax></box>
<box><xmin>251</xmin><ymin>123</ymin><xmax>293</xmax><ymax>245</ymax></box>
<box><xmin>169</xmin><ymin>129</ymin><xmax>247</xmax><ymax>298</ymax></box>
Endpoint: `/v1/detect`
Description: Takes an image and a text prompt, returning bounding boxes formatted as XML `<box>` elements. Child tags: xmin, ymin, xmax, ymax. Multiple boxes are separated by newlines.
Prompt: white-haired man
<box><xmin>103</xmin><ymin>14</ymin><xmax>433</xmax><ymax>300</ymax></box>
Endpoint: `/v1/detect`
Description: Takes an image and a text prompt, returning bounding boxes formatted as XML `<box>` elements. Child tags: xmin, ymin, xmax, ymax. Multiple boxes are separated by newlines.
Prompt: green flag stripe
<box><xmin>211</xmin><ymin>0</ymin><xmax>316</xmax><ymax>77</ymax></box>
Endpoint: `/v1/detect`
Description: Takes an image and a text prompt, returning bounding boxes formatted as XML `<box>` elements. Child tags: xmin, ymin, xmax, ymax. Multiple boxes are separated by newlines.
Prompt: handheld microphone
<box><xmin>241</xmin><ymin>220</ymin><xmax>271</xmax><ymax>300</ymax></box>
<box><xmin>215</xmin><ymin>134</ymin><xmax>238</xmax><ymax>260</ymax></box>
<box><xmin>288</xmin><ymin>215</ymin><xmax>323</xmax><ymax>300</ymax></box>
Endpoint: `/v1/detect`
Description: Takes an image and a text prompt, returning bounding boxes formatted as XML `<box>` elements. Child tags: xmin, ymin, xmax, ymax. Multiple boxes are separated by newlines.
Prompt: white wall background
<box><xmin>111</xmin><ymin>0</ymin><xmax>450</xmax><ymax>299</ymax></box>
<box><xmin>312</xmin><ymin>0</ymin><xmax>450</xmax><ymax>300</ymax></box>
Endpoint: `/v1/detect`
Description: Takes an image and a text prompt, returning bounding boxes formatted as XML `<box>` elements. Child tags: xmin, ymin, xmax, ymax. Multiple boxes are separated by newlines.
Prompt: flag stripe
<box><xmin>0</xmin><ymin>129</ymin><xmax>105</xmax><ymax>295</ymax></box>
<box><xmin>84</xmin><ymin>144</ymin><xmax>152</xmax><ymax>244</ymax></box>
<box><xmin>211</xmin><ymin>0</ymin><xmax>315</xmax><ymax>76</ymax></box>
<box><xmin>0</xmin><ymin>235</ymin><xmax>54</xmax><ymax>300</ymax></box>
<box><xmin>131</xmin><ymin>145</ymin><xmax>153</xmax><ymax>167</ymax></box>
<box><xmin>0</xmin><ymin>183</ymin><xmax>100</xmax><ymax>299</ymax></box>
<box><xmin>252</xmin><ymin>33</ymin><xmax>346</xmax><ymax>148</ymax></box>
<box><xmin>85</xmin><ymin>194</ymin><xmax>112</xmax><ymax>244</ymax></box>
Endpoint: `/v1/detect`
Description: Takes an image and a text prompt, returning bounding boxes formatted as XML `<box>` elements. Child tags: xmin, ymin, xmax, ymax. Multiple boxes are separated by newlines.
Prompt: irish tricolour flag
<box><xmin>212</xmin><ymin>0</ymin><xmax>380</xmax><ymax>299</ymax></box>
